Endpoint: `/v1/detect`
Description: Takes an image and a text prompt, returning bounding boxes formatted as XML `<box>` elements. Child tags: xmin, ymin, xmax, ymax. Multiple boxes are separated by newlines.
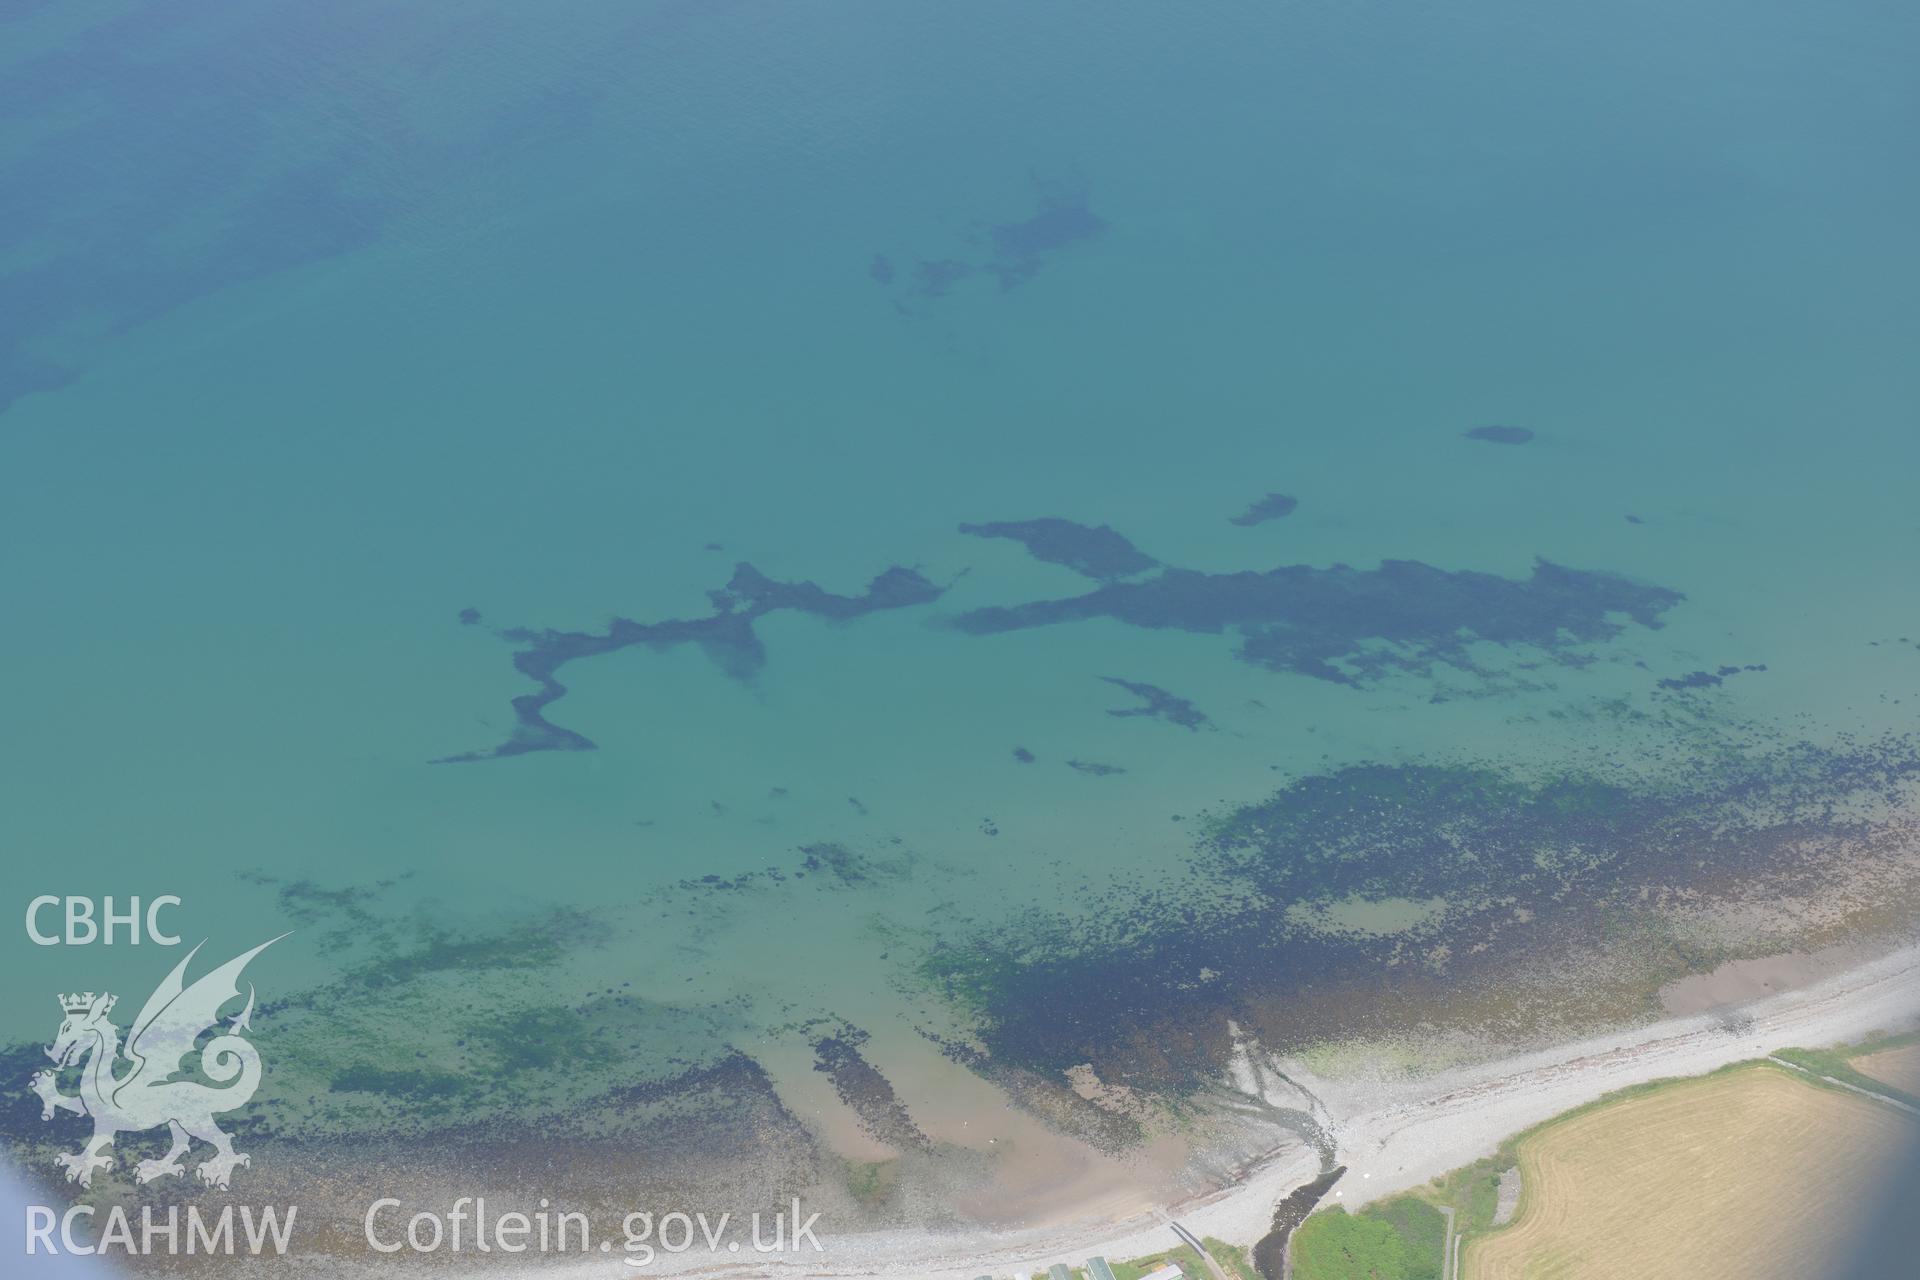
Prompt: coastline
<box><xmin>604</xmin><ymin>936</ymin><xmax>1920</xmax><ymax>1280</ymax></box>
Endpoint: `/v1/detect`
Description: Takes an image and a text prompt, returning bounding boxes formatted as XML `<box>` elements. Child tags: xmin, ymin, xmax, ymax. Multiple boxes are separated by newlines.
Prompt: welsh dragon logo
<box><xmin>30</xmin><ymin>936</ymin><xmax>285</xmax><ymax>1190</ymax></box>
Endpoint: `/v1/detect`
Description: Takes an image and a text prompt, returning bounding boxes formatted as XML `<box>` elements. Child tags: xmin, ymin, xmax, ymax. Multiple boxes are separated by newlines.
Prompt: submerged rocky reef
<box><xmin>960</xmin><ymin>517</ymin><xmax>1159</xmax><ymax>581</ymax></box>
<box><xmin>437</xmin><ymin>561</ymin><xmax>944</xmax><ymax>761</ymax></box>
<box><xmin>446</xmin><ymin>512</ymin><xmax>1682</xmax><ymax>762</ymax></box>
<box><xmin>953</xmin><ymin>556</ymin><xmax>1681</xmax><ymax>686</ymax></box>
<box><xmin>874</xmin><ymin>177</ymin><xmax>1108</xmax><ymax>305</ymax></box>
<box><xmin>1229</xmin><ymin>492</ymin><xmax>1300</xmax><ymax>526</ymax></box>
<box><xmin>918</xmin><ymin>731</ymin><xmax>1920</xmax><ymax>1094</ymax></box>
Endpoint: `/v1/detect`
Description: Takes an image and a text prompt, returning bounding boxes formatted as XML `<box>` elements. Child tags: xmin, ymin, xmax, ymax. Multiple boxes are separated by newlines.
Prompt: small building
<box><xmin>1140</xmin><ymin>1265</ymin><xmax>1186</xmax><ymax>1280</ymax></box>
<box><xmin>1049</xmin><ymin>1266</ymin><xmax>1073</xmax><ymax>1280</ymax></box>
<box><xmin>1087</xmin><ymin>1257</ymin><xmax>1119</xmax><ymax>1280</ymax></box>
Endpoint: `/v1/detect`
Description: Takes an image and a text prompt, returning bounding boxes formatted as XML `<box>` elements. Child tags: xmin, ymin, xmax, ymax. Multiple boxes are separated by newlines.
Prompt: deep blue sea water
<box><xmin>3</xmin><ymin>0</ymin><xmax>1918</xmax><ymax>1238</ymax></box>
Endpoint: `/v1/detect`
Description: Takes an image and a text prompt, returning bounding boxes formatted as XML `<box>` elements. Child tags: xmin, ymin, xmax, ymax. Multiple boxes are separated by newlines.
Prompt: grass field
<box><xmin>1291</xmin><ymin>1199</ymin><xmax>1446</xmax><ymax>1280</ymax></box>
<box><xmin>1462</xmin><ymin>1062</ymin><xmax>1917</xmax><ymax>1279</ymax></box>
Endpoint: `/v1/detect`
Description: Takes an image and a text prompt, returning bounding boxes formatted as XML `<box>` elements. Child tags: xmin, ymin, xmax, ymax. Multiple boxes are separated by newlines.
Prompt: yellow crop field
<box><xmin>1465</xmin><ymin>1063</ymin><xmax>1917</xmax><ymax>1280</ymax></box>
<box><xmin>1850</xmin><ymin>1042</ymin><xmax>1920</xmax><ymax>1095</ymax></box>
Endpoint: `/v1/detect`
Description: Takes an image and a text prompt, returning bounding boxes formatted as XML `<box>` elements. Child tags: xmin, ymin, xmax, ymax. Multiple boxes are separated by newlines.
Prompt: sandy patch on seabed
<box><xmin>1658</xmin><ymin>941</ymin><xmax>1879</xmax><ymax>1016</ymax></box>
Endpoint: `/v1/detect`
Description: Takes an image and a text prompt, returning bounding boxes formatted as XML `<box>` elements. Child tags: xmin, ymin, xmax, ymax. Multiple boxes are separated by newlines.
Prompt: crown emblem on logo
<box><xmin>58</xmin><ymin>992</ymin><xmax>113</xmax><ymax>1015</ymax></box>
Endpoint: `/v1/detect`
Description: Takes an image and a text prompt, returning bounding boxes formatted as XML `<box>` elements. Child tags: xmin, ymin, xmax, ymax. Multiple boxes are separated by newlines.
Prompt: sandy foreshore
<box><xmin>587</xmin><ymin>938</ymin><xmax>1920</xmax><ymax>1280</ymax></box>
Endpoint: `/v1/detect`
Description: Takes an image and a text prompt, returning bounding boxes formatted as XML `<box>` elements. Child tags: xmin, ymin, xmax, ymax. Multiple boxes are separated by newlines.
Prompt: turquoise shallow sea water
<box><xmin>3</xmin><ymin>0</ymin><xmax>1918</xmax><ymax>1247</ymax></box>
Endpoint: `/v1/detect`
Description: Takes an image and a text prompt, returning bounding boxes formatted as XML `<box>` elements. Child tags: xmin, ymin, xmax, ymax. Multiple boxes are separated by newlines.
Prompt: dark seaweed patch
<box><xmin>349</xmin><ymin>914</ymin><xmax>590</xmax><ymax>990</ymax></box>
<box><xmin>1068</xmin><ymin>759</ymin><xmax>1127</xmax><ymax>776</ymax></box>
<box><xmin>959</xmin><ymin>517</ymin><xmax>1158</xmax><ymax>581</ymax></box>
<box><xmin>328</xmin><ymin>1064</ymin><xmax>473</xmax><ymax>1102</ymax></box>
<box><xmin>1229</xmin><ymin>493</ymin><xmax>1300</xmax><ymax>527</ymax></box>
<box><xmin>274</xmin><ymin>878</ymin><xmax>379</xmax><ymax>923</ymax></box>
<box><xmin>1465</xmin><ymin>425</ymin><xmax>1535</xmax><ymax>444</ymax></box>
<box><xmin>1103</xmin><ymin>676</ymin><xmax>1212</xmax><ymax>731</ymax></box>
<box><xmin>911</xmin><ymin>258</ymin><xmax>973</xmax><ymax>298</ymax></box>
<box><xmin>982</xmin><ymin>181</ymin><xmax>1107</xmax><ymax>289</ymax></box>
<box><xmin>458</xmin><ymin>607</ymin><xmax>483</xmax><ymax>625</ymax></box>
<box><xmin>678</xmin><ymin>866</ymin><xmax>776</xmax><ymax>893</ymax></box>
<box><xmin>1013</xmin><ymin>746</ymin><xmax>1036</xmax><ymax>764</ymax></box>
<box><xmin>800</xmin><ymin>842</ymin><xmax>867</xmax><ymax>884</ymax></box>
<box><xmin>1658</xmin><ymin>663</ymin><xmax>1766</xmax><ymax>691</ymax></box>
<box><xmin>673</xmin><ymin>840</ymin><xmax>913</xmax><ymax>898</ymax></box>
<box><xmin>439</xmin><ymin>561</ymin><xmax>943</xmax><ymax>762</ymax></box>
<box><xmin>885</xmin><ymin>179</ymin><xmax>1106</xmax><ymax>306</ymax></box>
<box><xmin>268</xmin><ymin>877</ymin><xmax>402</xmax><ymax>955</ymax></box>
<box><xmin>799</xmin><ymin>841</ymin><xmax>909</xmax><ymax>888</ymax></box>
<box><xmin>811</xmin><ymin>1025</ymin><xmax>932</xmax><ymax>1152</ymax></box>
<box><xmin>955</xmin><ymin>556</ymin><xmax>1682</xmax><ymax>689</ymax></box>
<box><xmin>470</xmin><ymin>1008</ymin><xmax>619</xmax><ymax>1075</ymax></box>
<box><xmin>13</xmin><ymin>1050</ymin><xmax>827</xmax><ymax>1243</ymax></box>
<box><xmin>0</xmin><ymin>157</ymin><xmax>383</xmax><ymax>418</ymax></box>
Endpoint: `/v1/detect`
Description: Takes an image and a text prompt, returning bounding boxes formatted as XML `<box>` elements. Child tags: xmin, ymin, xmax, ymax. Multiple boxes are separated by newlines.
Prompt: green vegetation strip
<box><xmin>1773</xmin><ymin>1031</ymin><xmax>1920</xmax><ymax>1110</ymax></box>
